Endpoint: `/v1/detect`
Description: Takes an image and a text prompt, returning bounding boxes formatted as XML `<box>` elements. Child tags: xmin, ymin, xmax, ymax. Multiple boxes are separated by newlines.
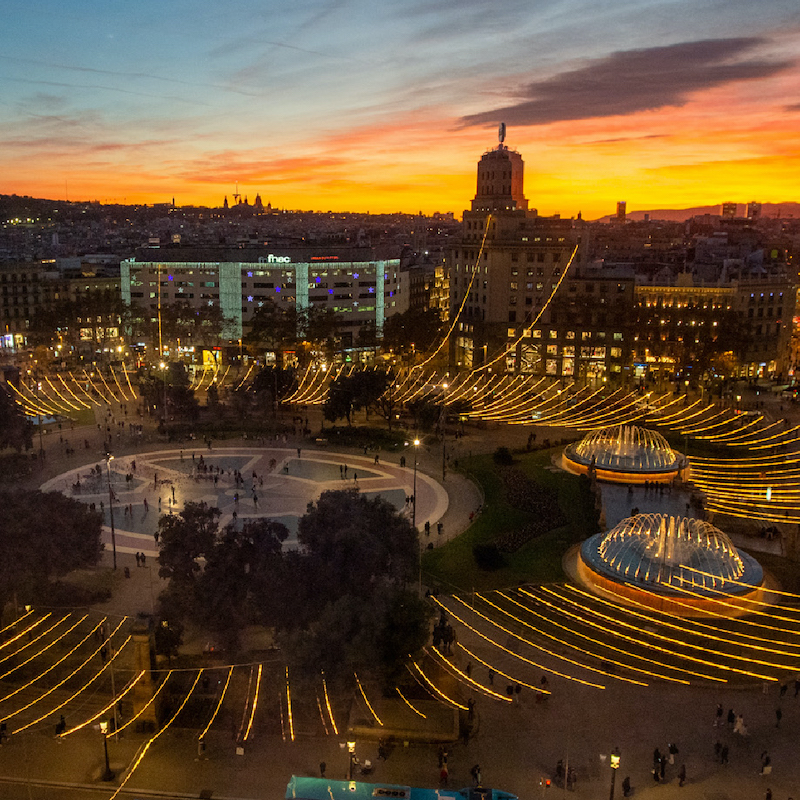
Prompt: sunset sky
<box><xmin>2</xmin><ymin>0</ymin><xmax>799</xmax><ymax>218</ymax></box>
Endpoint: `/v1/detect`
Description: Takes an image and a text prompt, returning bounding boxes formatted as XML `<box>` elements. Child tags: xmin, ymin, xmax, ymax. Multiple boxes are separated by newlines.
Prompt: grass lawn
<box><xmin>422</xmin><ymin>448</ymin><xmax>597</xmax><ymax>593</ymax></box>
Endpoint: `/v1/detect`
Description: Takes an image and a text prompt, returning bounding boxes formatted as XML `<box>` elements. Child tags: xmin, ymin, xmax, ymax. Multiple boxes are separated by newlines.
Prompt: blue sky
<box><xmin>2</xmin><ymin>0</ymin><xmax>799</xmax><ymax>215</ymax></box>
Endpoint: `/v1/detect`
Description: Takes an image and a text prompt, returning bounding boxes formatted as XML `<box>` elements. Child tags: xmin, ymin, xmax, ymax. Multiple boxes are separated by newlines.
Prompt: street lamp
<box><xmin>99</xmin><ymin>719</ymin><xmax>115</xmax><ymax>781</ymax></box>
<box><xmin>609</xmin><ymin>747</ymin><xmax>621</xmax><ymax>800</ymax></box>
<box><xmin>441</xmin><ymin>382</ymin><xmax>448</xmax><ymax>481</ymax></box>
<box><xmin>347</xmin><ymin>740</ymin><xmax>357</xmax><ymax>780</ymax></box>
<box><xmin>105</xmin><ymin>453</ymin><xmax>118</xmax><ymax>570</ymax></box>
<box><xmin>412</xmin><ymin>439</ymin><xmax>420</xmax><ymax>529</ymax></box>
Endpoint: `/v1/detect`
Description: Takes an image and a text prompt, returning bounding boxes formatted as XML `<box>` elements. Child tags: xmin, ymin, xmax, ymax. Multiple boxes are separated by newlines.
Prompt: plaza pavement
<box><xmin>3</xmin><ymin>389</ymin><xmax>800</xmax><ymax>799</ymax></box>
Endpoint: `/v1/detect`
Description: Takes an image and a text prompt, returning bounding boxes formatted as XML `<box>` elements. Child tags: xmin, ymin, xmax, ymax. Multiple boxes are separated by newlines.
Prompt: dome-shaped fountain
<box><xmin>563</xmin><ymin>425</ymin><xmax>684</xmax><ymax>484</ymax></box>
<box><xmin>578</xmin><ymin>514</ymin><xmax>764</xmax><ymax>616</ymax></box>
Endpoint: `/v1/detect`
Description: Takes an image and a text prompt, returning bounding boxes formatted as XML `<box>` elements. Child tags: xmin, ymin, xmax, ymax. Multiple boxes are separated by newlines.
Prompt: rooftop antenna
<box><xmin>498</xmin><ymin>122</ymin><xmax>506</xmax><ymax>148</ymax></box>
<box><xmin>232</xmin><ymin>182</ymin><xmax>241</xmax><ymax>204</ymax></box>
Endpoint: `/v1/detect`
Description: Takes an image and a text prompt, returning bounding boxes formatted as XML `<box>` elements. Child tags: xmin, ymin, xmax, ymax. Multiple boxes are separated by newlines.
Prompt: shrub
<box><xmin>473</xmin><ymin>543</ymin><xmax>505</xmax><ymax>570</ymax></box>
<box><xmin>493</xmin><ymin>446</ymin><xmax>514</xmax><ymax>466</ymax></box>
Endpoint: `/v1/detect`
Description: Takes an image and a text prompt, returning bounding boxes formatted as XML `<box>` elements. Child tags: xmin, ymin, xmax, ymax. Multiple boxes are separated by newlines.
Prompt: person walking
<box><xmin>775</xmin><ymin>707</ymin><xmax>782</xmax><ymax>727</ymax></box>
<box><xmin>678</xmin><ymin>764</ymin><xmax>686</xmax><ymax>787</ymax></box>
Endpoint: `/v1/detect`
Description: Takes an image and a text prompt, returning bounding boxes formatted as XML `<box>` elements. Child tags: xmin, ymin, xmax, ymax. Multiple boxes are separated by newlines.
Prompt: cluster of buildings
<box><xmin>0</xmin><ymin>137</ymin><xmax>798</xmax><ymax>385</ymax></box>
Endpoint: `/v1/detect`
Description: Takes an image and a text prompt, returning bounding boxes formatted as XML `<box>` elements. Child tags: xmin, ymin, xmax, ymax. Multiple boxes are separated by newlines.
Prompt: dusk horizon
<box><xmin>2</xmin><ymin>1</ymin><xmax>799</xmax><ymax>218</ymax></box>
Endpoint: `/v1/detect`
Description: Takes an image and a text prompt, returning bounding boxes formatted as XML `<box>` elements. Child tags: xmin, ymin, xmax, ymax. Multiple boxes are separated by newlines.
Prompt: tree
<box><xmin>244</xmin><ymin>301</ymin><xmax>298</xmax><ymax>367</ymax></box>
<box><xmin>382</xmin><ymin>308</ymin><xmax>444</xmax><ymax>356</ymax></box>
<box><xmin>322</xmin><ymin>370</ymin><xmax>388</xmax><ymax>425</ymax></box>
<box><xmin>157</xmin><ymin>502</ymin><xmax>220</xmax><ymax>583</ymax></box>
<box><xmin>196</xmin><ymin>518</ymin><xmax>289</xmax><ymax>651</ymax></box>
<box><xmin>296</xmin><ymin>489</ymin><xmax>418</xmax><ymax>613</ymax></box>
<box><xmin>0</xmin><ymin>490</ymin><xmax>103</xmax><ymax>614</ymax></box>
<box><xmin>251</xmin><ymin>366</ymin><xmax>295</xmax><ymax>416</ymax></box>
<box><xmin>0</xmin><ymin>385</ymin><xmax>33</xmax><ymax>452</ymax></box>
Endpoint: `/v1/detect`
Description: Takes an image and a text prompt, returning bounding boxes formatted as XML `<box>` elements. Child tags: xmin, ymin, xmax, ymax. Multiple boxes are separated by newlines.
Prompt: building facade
<box><xmin>121</xmin><ymin>245</ymin><xmax>403</xmax><ymax>362</ymax></box>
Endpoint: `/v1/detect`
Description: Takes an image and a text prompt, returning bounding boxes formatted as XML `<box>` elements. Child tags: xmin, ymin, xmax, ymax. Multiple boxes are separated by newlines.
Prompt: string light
<box><xmin>13</xmin><ymin>634</ymin><xmax>132</xmax><ymax>733</ymax></box>
<box><xmin>408</xmin><ymin>661</ymin><xmax>468</xmax><ymax>709</ymax></box>
<box><xmin>322</xmin><ymin>672</ymin><xmax>338</xmax><ymax>735</ymax></box>
<box><xmin>425</xmin><ymin>646</ymin><xmax>513</xmax><ymax>702</ymax></box>
<box><xmin>0</xmin><ymin>618</ymin><xmax>108</xmax><ymax>707</ymax></box>
<box><xmin>199</xmin><ymin>665</ymin><xmax>234</xmax><ymax>740</ymax></box>
<box><xmin>354</xmin><ymin>672</ymin><xmax>384</xmax><ymax>726</ymax></box>
<box><xmin>0</xmin><ymin>615</ymin><xmax>86</xmax><ymax>677</ymax></box>
<box><xmin>108</xmin><ymin>670</ymin><xmax>203</xmax><ymax>800</ymax></box>
<box><xmin>0</xmin><ymin>613</ymin><xmax>53</xmax><ymax>654</ymax></box>
<box><xmin>433</xmin><ymin>596</ymin><xmax>605</xmax><ymax>689</ymax></box>
<box><xmin>395</xmin><ymin>687</ymin><xmax>427</xmax><ymax>718</ymax></box>
<box><xmin>286</xmin><ymin>666</ymin><xmax>295</xmax><ymax>742</ymax></box>
<box><xmin>244</xmin><ymin>664</ymin><xmax>263</xmax><ymax>741</ymax></box>
<box><xmin>60</xmin><ymin>671</ymin><xmax>144</xmax><ymax>737</ymax></box>
<box><xmin>115</xmin><ymin>669</ymin><xmax>174</xmax><ymax>736</ymax></box>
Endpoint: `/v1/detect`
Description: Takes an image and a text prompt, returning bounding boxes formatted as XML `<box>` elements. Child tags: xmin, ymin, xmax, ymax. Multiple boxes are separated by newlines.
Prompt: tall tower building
<box><xmin>471</xmin><ymin>131</ymin><xmax>528</xmax><ymax>213</ymax></box>
<box><xmin>447</xmin><ymin>126</ymin><xmax>577</xmax><ymax>373</ymax></box>
<box><xmin>616</xmin><ymin>201</ymin><xmax>627</xmax><ymax>223</ymax></box>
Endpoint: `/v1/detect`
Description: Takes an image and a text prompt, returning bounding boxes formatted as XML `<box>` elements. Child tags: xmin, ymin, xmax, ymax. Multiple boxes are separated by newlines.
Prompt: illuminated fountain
<box><xmin>578</xmin><ymin>514</ymin><xmax>764</xmax><ymax>616</ymax></box>
<box><xmin>563</xmin><ymin>425</ymin><xmax>684</xmax><ymax>484</ymax></box>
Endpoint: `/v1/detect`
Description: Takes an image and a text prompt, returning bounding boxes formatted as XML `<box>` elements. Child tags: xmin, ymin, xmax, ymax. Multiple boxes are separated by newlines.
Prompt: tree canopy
<box><xmin>153</xmin><ymin>489</ymin><xmax>429</xmax><ymax>686</ymax></box>
<box><xmin>0</xmin><ymin>385</ymin><xmax>33</xmax><ymax>453</ymax></box>
<box><xmin>0</xmin><ymin>490</ymin><xmax>103</xmax><ymax>613</ymax></box>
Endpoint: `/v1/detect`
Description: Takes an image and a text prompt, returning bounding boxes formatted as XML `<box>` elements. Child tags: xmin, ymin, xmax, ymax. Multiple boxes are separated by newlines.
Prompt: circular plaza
<box><xmin>41</xmin><ymin>446</ymin><xmax>449</xmax><ymax>559</ymax></box>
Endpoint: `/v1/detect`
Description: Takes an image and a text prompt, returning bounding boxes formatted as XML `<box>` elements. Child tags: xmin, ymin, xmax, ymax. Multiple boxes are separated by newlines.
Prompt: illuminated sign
<box><xmin>258</xmin><ymin>254</ymin><xmax>291</xmax><ymax>264</ymax></box>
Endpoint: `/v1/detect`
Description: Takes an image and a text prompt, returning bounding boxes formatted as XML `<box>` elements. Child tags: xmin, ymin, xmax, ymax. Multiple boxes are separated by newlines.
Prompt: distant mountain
<box><xmin>594</xmin><ymin>202</ymin><xmax>800</xmax><ymax>223</ymax></box>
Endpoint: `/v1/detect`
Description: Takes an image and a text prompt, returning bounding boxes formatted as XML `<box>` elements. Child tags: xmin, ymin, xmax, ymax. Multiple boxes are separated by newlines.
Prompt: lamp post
<box><xmin>609</xmin><ymin>747</ymin><xmax>621</xmax><ymax>800</ymax></box>
<box><xmin>441</xmin><ymin>382</ymin><xmax>448</xmax><ymax>481</ymax></box>
<box><xmin>412</xmin><ymin>439</ymin><xmax>420</xmax><ymax>529</ymax></box>
<box><xmin>105</xmin><ymin>453</ymin><xmax>118</xmax><ymax>570</ymax></box>
<box><xmin>35</xmin><ymin>378</ymin><xmax>44</xmax><ymax>463</ymax></box>
<box><xmin>99</xmin><ymin>720</ymin><xmax>115</xmax><ymax>781</ymax></box>
<box><xmin>347</xmin><ymin>740</ymin><xmax>357</xmax><ymax>780</ymax></box>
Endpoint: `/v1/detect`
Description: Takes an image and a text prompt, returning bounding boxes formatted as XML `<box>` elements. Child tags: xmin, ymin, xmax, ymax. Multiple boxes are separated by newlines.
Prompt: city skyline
<box><xmin>2</xmin><ymin>0</ymin><xmax>799</xmax><ymax>217</ymax></box>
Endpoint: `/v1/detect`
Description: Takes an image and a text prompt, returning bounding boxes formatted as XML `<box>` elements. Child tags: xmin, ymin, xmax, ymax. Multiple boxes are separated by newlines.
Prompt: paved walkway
<box><xmin>3</xmin><ymin>393</ymin><xmax>799</xmax><ymax>800</ymax></box>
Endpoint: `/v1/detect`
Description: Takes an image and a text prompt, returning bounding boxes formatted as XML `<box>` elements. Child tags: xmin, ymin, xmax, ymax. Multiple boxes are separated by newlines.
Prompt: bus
<box><xmin>286</xmin><ymin>776</ymin><xmax>519</xmax><ymax>800</ymax></box>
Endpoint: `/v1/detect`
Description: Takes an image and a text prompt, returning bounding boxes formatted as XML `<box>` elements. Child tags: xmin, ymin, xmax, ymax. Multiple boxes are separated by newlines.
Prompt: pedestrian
<box><xmin>470</xmin><ymin>764</ymin><xmax>481</xmax><ymax>786</ymax></box>
<box><xmin>795</xmin><ymin>678</ymin><xmax>800</xmax><ymax>697</ymax></box>
<box><xmin>140</xmin><ymin>552</ymin><xmax>146</xmax><ymax>566</ymax></box>
<box><xmin>765</xmin><ymin>789</ymin><xmax>772</xmax><ymax>800</ymax></box>
<box><xmin>154</xmin><ymin>531</ymin><xmax>159</xmax><ymax>544</ymax></box>
<box><xmin>143</xmin><ymin>497</ymin><xmax>148</xmax><ymax>513</ymax></box>
<box><xmin>621</xmin><ymin>776</ymin><xmax>631</xmax><ymax>797</ymax></box>
<box><xmin>727</xmin><ymin>708</ymin><xmax>735</xmax><ymax>727</ymax></box>
<box><xmin>353</xmin><ymin>472</ymin><xmax>357</xmax><ymax>483</ymax></box>
<box><xmin>668</xmin><ymin>742</ymin><xmax>678</xmax><ymax>765</ymax></box>
<box><xmin>488</xmin><ymin>670</ymin><xmax>494</xmax><ymax>686</ymax></box>
<box><xmin>775</xmin><ymin>707</ymin><xmax>782</xmax><ymax>727</ymax></box>
<box><xmin>780</xmin><ymin>683</ymin><xmax>788</xmax><ymax>697</ymax></box>
<box><xmin>297</xmin><ymin>447</ymin><xmax>301</xmax><ymax>458</ymax></box>
<box><xmin>135</xmin><ymin>552</ymin><xmax>141</xmax><ymax>567</ymax></box>
<box><xmin>374</xmin><ymin>454</ymin><xmax>379</xmax><ymax>464</ymax></box>
<box><xmin>678</xmin><ymin>764</ymin><xmax>686</xmax><ymax>786</ymax></box>
<box><xmin>439</xmin><ymin>765</ymin><xmax>448</xmax><ymax>787</ymax></box>
<box><xmin>715</xmin><ymin>703</ymin><xmax>723</xmax><ymax>727</ymax></box>
<box><xmin>720</xmin><ymin>744</ymin><xmax>729</xmax><ymax>764</ymax></box>
<box><xmin>319</xmin><ymin>761</ymin><xmax>326</xmax><ymax>778</ymax></box>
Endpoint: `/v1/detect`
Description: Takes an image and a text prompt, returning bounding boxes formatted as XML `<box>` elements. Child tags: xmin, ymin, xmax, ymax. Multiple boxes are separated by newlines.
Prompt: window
<box><xmin>549</xmin><ymin>330</ymin><xmax>558</xmax><ymax>339</ymax></box>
